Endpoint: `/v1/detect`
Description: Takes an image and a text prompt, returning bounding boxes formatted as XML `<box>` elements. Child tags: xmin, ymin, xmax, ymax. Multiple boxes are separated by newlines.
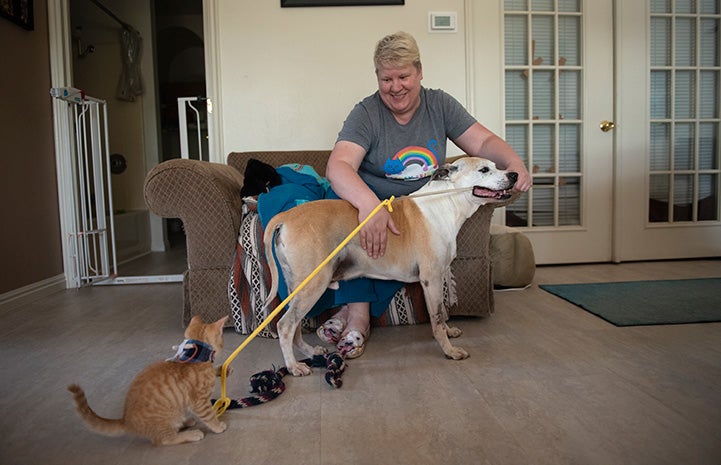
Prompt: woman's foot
<box><xmin>316</xmin><ymin>318</ymin><xmax>345</xmax><ymax>344</ymax></box>
<box><xmin>316</xmin><ymin>303</ymin><xmax>371</xmax><ymax>359</ymax></box>
<box><xmin>337</xmin><ymin>303</ymin><xmax>371</xmax><ymax>359</ymax></box>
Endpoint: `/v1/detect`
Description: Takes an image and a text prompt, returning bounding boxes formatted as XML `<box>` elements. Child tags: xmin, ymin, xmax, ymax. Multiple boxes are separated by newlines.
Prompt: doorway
<box><xmin>153</xmin><ymin>0</ymin><xmax>207</xmax><ymax>265</ymax></box>
<box><xmin>614</xmin><ymin>0</ymin><xmax>721</xmax><ymax>261</ymax></box>
<box><xmin>66</xmin><ymin>0</ymin><xmax>206</xmax><ymax>280</ymax></box>
<box><xmin>501</xmin><ymin>0</ymin><xmax>615</xmax><ymax>264</ymax></box>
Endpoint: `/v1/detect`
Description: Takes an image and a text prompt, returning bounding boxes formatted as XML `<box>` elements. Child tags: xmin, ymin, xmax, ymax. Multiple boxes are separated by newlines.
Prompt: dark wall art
<box><xmin>1</xmin><ymin>0</ymin><xmax>33</xmax><ymax>30</ymax></box>
<box><xmin>281</xmin><ymin>0</ymin><xmax>403</xmax><ymax>7</ymax></box>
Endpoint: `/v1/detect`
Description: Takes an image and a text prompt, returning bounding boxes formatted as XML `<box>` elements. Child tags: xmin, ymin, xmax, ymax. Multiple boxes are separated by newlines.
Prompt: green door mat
<box><xmin>540</xmin><ymin>278</ymin><xmax>721</xmax><ymax>326</ymax></box>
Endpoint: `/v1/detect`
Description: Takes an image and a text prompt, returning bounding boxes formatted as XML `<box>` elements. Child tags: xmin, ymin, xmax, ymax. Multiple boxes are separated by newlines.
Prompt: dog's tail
<box><xmin>262</xmin><ymin>220</ymin><xmax>282</xmax><ymax>311</ymax></box>
<box><xmin>67</xmin><ymin>384</ymin><xmax>126</xmax><ymax>437</ymax></box>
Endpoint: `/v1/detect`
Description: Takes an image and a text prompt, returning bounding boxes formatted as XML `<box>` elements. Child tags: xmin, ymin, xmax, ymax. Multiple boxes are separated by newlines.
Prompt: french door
<box><xmin>615</xmin><ymin>0</ymin><xmax>721</xmax><ymax>261</ymax></box>
<box><xmin>501</xmin><ymin>0</ymin><xmax>615</xmax><ymax>264</ymax></box>
<box><xmin>495</xmin><ymin>0</ymin><xmax>721</xmax><ymax>264</ymax></box>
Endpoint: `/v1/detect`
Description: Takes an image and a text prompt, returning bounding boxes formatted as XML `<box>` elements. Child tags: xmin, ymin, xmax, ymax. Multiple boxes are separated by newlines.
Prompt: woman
<box><xmin>317</xmin><ymin>31</ymin><xmax>532</xmax><ymax>358</ymax></box>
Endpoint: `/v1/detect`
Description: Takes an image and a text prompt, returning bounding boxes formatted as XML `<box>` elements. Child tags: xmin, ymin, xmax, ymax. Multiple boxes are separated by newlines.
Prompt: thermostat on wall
<box><xmin>428</xmin><ymin>12</ymin><xmax>457</xmax><ymax>33</ymax></box>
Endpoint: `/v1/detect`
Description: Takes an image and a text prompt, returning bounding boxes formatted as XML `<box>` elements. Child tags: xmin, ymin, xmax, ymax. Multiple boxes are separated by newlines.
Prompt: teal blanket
<box><xmin>258</xmin><ymin>165</ymin><xmax>402</xmax><ymax>318</ymax></box>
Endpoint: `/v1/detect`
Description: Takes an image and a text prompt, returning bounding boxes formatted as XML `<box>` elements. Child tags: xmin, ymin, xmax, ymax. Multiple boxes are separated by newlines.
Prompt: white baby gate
<box><xmin>51</xmin><ymin>87</ymin><xmax>117</xmax><ymax>287</ymax></box>
<box><xmin>177</xmin><ymin>96</ymin><xmax>210</xmax><ymax>161</ymax></box>
<box><xmin>51</xmin><ymin>87</ymin><xmax>182</xmax><ymax>287</ymax></box>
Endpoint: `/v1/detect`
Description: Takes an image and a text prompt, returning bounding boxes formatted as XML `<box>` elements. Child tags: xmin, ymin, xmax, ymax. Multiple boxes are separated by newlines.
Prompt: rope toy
<box><xmin>213</xmin><ymin>197</ymin><xmax>395</xmax><ymax>417</ymax></box>
<box><xmin>212</xmin><ymin>353</ymin><xmax>346</xmax><ymax>409</ymax></box>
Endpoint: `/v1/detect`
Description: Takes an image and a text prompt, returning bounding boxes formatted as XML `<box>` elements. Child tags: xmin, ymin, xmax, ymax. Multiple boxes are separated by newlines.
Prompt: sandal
<box><xmin>316</xmin><ymin>318</ymin><xmax>345</xmax><ymax>345</ymax></box>
<box><xmin>336</xmin><ymin>328</ymin><xmax>370</xmax><ymax>359</ymax></box>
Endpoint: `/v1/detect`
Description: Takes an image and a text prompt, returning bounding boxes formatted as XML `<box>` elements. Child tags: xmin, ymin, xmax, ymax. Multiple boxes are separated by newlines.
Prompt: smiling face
<box><xmin>376</xmin><ymin>62</ymin><xmax>423</xmax><ymax>123</ymax></box>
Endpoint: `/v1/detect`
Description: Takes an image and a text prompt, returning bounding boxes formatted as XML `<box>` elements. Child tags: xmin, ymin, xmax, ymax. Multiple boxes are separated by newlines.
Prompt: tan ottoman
<box><xmin>489</xmin><ymin>224</ymin><xmax>536</xmax><ymax>288</ymax></box>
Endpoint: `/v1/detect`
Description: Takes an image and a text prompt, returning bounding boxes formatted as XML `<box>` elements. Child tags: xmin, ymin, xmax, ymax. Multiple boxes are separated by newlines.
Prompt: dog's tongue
<box><xmin>473</xmin><ymin>186</ymin><xmax>505</xmax><ymax>199</ymax></box>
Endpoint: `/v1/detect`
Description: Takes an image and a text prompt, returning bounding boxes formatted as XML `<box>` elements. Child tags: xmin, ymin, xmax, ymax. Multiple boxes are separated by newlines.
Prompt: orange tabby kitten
<box><xmin>68</xmin><ymin>315</ymin><xmax>228</xmax><ymax>446</ymax></box>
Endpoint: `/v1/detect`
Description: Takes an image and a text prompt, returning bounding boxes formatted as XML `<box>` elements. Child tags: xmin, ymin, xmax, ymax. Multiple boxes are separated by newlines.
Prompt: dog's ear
<box><xmin>431</xmin><ymin>163</ymin><xmax>457</xmax><ymax>181</ymax></box>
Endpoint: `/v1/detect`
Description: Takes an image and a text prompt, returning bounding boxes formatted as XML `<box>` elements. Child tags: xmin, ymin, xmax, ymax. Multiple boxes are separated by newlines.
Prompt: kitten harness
<box><xmin>168</xmin><ymin>339</ymin><xmax>215</xmax><ymax>363</ymax></box>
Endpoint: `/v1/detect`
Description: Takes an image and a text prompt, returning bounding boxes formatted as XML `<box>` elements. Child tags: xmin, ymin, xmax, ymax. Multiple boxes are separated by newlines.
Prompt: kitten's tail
<box><xmin>67</xmin><ymin>384</ymin><xmax>126</xmax><ymax>437</ymax></box>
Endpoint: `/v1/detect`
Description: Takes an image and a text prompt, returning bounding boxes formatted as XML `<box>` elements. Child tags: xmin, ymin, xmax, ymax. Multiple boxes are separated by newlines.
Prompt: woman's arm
<box><xmin>326</xmin><ymin>140</ymin><xmax>400</xmax><ymax>258</ymax></box>
<box><xmin>454</xmin><ymin>122</ymin><xmax>533</xmax><ymax>192</ymax></box>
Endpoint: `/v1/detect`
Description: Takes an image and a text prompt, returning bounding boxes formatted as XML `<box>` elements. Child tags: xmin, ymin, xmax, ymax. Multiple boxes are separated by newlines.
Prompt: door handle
<box><xmin>600</xmin><ymin>120</ymin><xmax>616</xmax><ymax>132</ymax></box>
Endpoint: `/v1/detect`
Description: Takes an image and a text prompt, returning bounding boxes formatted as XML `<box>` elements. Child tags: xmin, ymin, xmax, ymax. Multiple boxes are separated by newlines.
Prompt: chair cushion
<box><xmin>489</xmin><ymin>224</ymin><xmax>536</xmax><ymax>289</ymax></box>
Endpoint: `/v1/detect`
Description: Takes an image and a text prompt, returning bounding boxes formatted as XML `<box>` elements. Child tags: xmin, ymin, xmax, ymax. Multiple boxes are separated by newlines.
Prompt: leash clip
<box><xmin>384</xmin><ymin>196</ymin><xmax>395</xmax><ymax>213</ymax></box>
<box><xmin>213</xmin><ymin>397</ymin><xmax>231</xmax><ymax>416</ymax></box>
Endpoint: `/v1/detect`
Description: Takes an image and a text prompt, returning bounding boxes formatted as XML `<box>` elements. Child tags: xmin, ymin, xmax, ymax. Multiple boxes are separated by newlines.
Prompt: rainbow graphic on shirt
<box><xmin>383</xmin><ymin>145</ymin><xmax>439</xmax><ymax>180</ymax></box>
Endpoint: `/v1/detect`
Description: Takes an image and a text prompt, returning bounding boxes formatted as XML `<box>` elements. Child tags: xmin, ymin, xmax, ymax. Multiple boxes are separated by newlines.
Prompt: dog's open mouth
<box><xmin>472</xmin><ymin>186</ymin><xmax>512</xmax><ymax>200</ymax></box>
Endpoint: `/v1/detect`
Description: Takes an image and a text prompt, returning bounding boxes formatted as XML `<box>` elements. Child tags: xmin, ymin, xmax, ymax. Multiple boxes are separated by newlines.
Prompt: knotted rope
<box><xmin>212</xmin><ymin>352</ymin><xmax>346</xmax><ymax>409</ymax></box>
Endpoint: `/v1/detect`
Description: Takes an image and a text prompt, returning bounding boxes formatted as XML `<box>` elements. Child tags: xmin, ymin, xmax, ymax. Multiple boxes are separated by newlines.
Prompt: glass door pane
<box><xmin>504</xmin><ymin>0</ymin><xmax>582</xmax><ymax>227</ymax></box>
<box><xmin>649</xmin><ymin>0</ymin><xmax>721</xmax><ymax>222</ymax></box>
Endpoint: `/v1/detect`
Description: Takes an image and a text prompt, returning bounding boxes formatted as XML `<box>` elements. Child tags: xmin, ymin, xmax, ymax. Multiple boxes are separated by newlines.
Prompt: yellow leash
<box><xmin>213</xmin><ymin>196</ymin><xmax>395</xmax><ymax>416</ymax></box>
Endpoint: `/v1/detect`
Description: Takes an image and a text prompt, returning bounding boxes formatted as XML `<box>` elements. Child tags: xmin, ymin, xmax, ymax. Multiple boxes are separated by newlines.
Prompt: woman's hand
<box><xmin>454</xmin><ymin>123</ymin><xmax>533</xmax><ymax>193</ymax></box>
<box><xmin>507</xmin><ymin>160</ymin><xmax>533</xmax><ymax>193</ymax></box>
<box><xmin>327</xmin><ymin>140</ymin><xmax>401</xmax><ymax>258</ymax></box>
<box><xmin>358</xmin><ymin>205</ymin><xmax>400</xmax><ymax>258</ymax></box>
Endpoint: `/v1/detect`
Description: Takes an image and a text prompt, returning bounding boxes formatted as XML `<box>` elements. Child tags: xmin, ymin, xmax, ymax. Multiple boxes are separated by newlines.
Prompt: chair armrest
<box><xmin>450</xmin><ymin>195</ymin><xmax>520</xmax><ymax>317</ymax></box>
<box><xmin>144</xmin><ymin>158</ymin><xmax>244</xmax><ymax>269</ymax></box>
<box><xmin>144</xmin><ymin>159</ymin><xmax>246</xmax><ymax>326</ymax></box>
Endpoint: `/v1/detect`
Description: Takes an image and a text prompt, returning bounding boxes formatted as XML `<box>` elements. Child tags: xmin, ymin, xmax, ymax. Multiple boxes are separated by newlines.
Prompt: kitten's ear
<box><xmin>213</xmin><ymin>316</ymin><xmax>229</xmax><ymax>332</ymax></box>
<box><xmin>185</xmin><ymin>316</ymin><xmax>206</xmax><ymax>338</ymax></box>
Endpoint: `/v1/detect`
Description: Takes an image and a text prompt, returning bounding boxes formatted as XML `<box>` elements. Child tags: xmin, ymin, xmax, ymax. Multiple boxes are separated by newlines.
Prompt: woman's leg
<box><xmin>343</xmin><ymin>302</ymin><xmax>370</xmax><ymax>335</ymax></box>
<box><xmin>335</xmin><ymin>302</ymin><xmax>370</xmax><ymax>358</ymax></box>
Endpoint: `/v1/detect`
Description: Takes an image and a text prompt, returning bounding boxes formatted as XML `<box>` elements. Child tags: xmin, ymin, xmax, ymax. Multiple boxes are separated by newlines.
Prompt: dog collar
<box><xmin>168</xmin><ymin>339</ymin><xmax>215</xmax><ymax>363</ymax></box>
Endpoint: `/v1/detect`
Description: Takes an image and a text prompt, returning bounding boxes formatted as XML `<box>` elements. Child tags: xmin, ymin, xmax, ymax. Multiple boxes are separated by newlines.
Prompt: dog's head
<box><xmin>431</xmin><ymin>157</ymin><xmax>518</xmax><ymax>203</ymax></box>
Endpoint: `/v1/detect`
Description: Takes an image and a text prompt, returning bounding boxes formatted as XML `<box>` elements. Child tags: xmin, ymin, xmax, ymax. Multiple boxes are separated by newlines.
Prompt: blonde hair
<box><xmin>373</xmin><ymin>31</ymin><xmax>422</xmax><ymax>73</ymax></box>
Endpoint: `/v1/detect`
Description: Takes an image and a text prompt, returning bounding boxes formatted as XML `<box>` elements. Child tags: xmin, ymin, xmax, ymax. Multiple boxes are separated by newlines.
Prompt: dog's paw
<box><xmin>444</xmin><ymin>346</ymin><xmax>469</xmax><ymax>360</ymax></box>
<box><xmin>289</xmin><ymin>362</ymin><xmax>313</xmax><ymax>377</ymax></box>
<box><xmin>446</xmin><ymin>326</ymin><xmax>463</xmax><ymax>338</ymax></box>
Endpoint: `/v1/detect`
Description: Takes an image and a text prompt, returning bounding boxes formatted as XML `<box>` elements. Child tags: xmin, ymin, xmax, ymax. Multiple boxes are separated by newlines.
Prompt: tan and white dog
<box><xmin>263</xmin><ymin>157</ymin><xmax>518</xmax><ymax>376</ymax></box>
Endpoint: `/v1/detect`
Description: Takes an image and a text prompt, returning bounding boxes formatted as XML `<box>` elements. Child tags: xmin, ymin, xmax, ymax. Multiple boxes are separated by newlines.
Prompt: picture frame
<box><xmin>281</xmin><ymin>0</ymin><xmax>403</xmax><ymax>7</ymax></box>
<box><xmin>0</xmin><ymin>0</ymin><xmax>33</xmax><ymax>31</ymax></box>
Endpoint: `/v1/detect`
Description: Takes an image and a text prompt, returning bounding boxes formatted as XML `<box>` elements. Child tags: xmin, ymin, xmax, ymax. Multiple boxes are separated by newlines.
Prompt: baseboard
<box><xmin>0</xmin><ymin>274</ymin><xmax>67</xmax><ymax>312</ymax></box>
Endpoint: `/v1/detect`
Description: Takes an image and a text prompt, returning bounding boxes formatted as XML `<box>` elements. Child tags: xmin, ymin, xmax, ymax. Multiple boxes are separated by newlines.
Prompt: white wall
<box><xmin>214</xmin><ymin>0</ymin><xmax>475</xmax><ymax>154</ymax></box>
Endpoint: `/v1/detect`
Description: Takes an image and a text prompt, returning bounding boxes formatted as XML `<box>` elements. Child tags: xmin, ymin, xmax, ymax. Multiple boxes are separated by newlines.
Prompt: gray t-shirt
<box><xmin>336</xmin><ymin>87</ymin><xmax>477</xmax><ymax>199</ymax></box>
